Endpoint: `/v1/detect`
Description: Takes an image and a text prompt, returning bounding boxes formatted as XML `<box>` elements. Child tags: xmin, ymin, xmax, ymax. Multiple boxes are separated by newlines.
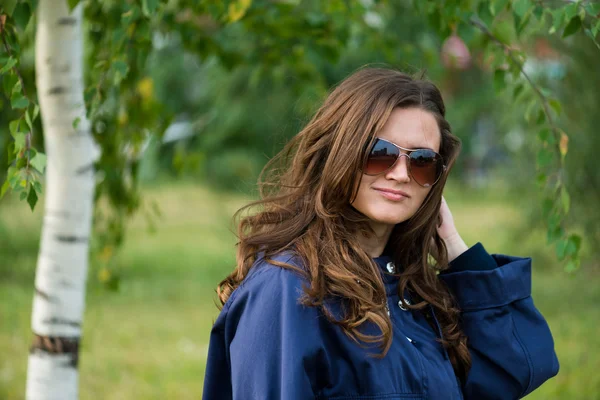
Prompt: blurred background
<box><xmin>1</xmin><ymin>0</ymin><xmax>599</xmax><ymax>398</ymax></box>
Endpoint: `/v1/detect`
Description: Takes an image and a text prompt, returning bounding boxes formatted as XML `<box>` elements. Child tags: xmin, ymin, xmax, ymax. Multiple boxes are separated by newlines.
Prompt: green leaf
<box><xmin>555</xmin><ymin>238</ymin><xmax>568</xmax><ymax>261</ymax></box>
<box><xmin>3</xmin><ymin>73</ymin><xmax>18</xmax><ymax>95</ymax></box>
<box><xmin>12</xmin><ymin>79</ymin><xmax>22</xmax><ymax>95</ymax></box>
<box><xmin>2</xmin><ymin>0</ymin><xmax>18</xmax><ymax>16</ymax></box>
<box><xmin>11</xmin><ymin>94</ymin><xmax>29</xmax><ymax>109</ymax></box>
<box><xmin>568</xmin><ymin>234</ymin><xmax>582</xmax><ymax>254</ymax></box>
<box><xmin>13</xmin><ymin>182</ymin><xmax>25</xmax><ymax>194</ymax></box>
<box><xmin>534</xmin><ymin>109</ymin><xmax>545</xmax><ymax>126</ymax></box>
<box><xmin>525</xmin><ymin>100</ymin><xmax>539</xmax><ymax>123</ymax></box>
<box><xmin>532</xmin><ymin>5</ymin><xmax>544</xmax><ymax>23</ymax></box>
<box><xmin>30</xmin><ymin>153</ymin><xmax>47</xmax><ymax>173</ymax></box>
<box><xmin>13</xmin><ymin>2</ymin><xmax>32</xmax><ymax>31</ymax></box>
<box><xmin>16</xmin><ymin>157</ymin><xmax>27</xmax><ymax>169</ymax></box>
<box><xmin>122</xmin><ymin>5</ymin><xmax>143</xmax><ymax>24</ymax></box>
<box><xmin>562</xmin><ymin>237</ymin><xmax>578</xmax><ymax>258</ymax></box>
<box><xmin>490</xmin><ymin>0</ymin><xmax>510</xmax><ymax>16</ymax></box>
<box><xmin>536</xmin><ymin>172</ymin><xmax>547</xmax><ymax>187</ymax></box>
<box><xmin>593</xmin><ymin>21</ymin><xmax>600</xmax><ymax>37</ymax></box>
<box><xmin>513</xmin><ymin>84</ymin><xmax>524</xmax><ymax>100</ymax></box>
<box><xmin>546</xmin><ymin>225</ymin><xmax>564</xmax><ymax>245</ymax></box>
<box><xmin>585</xmin><ymin>28</ymin><xmax>600</xmax><ymax>50</ymax></box>
<box><xmin>34</xmin><ymin>181</ymin><xmax>43</xmax><ymax>194</ymax></box>
<box><xmin>141</xmin><ymin>0</ymin><xmax>159</xmax><ymax>16</ymax></box>
<box><xmin>564</xmin><ymin>2</ymin><xmax>578</xmax><ymax>21</ymax></box>
<box><xmin>73</xmin><ymin>117</ymin><xmax>81</xmax><ymax>129</ymax></box>
<box><xmin>67</xmin><ymin>0</ymin><xmax>81</xmax><ymax>11</ymax></box>
<box><xmin>549</xmin><ymin>98</ymin><xmax>562</xmax><ymax>116</ymax></box>
<box><xmin>0</xmin><ymin>57</ymin><xmax>17</xmax><ymax>74</ymax></box>
<box><xmin>563</xmin><ymin>16</ymin><xmax>582</xmax><ymax>38</ymax></box>
<box><xmin>9</xmin><ymin>119</ymin><xmax>20</xmax><ymax>135</ymax></box>
<box><xmin>538</xmin><ymin>128</ymin><xmax>556</xmax><ymax>145</ymax></box>
<box><xmin>112</xmin><ymin>60</ymin><xmax>130</xmax><ymax>84</ymax></box>
<box><xmin>13</xmin><ymin>132</ymin><xmax>26</xmax><ymax>152</ymax></box>
<box><xmin>493</xmin><ymin>69</ymin><xmax>506</xmax><ymax>93</ymax></box>
<box><xmin>565</xmin><ymin>259</ymin><xmax>579</xmax><ymax>273</ymax></box>
<box><xmin>6</xmin><ymin>142</ymin><xmax>15</xmax><ymax>163</ymax></box>
<box><xmin>515</xmin><ymin>9</ymin><xmax>532</xmax><ymax>36</ymax></box>
<box><xmin>20</xmin><ymin>191</ymin><xmax>27</xmax><ymax>201</ymax></box>
<box><xmin>7</xmin><ymin>167</ymin><xmax>19</xmax><ymax>187</ymax></box>
<box><xmin>25</xmin><ymin>109</ymin><xmax>33</xmax><ymax>130</ymax></box>
<box><xmin>579</xmin><ymin>5</ymin><xmax>586</xmax><ymax>21</ymax></box>
<box><xmin>227</xmin><ymin>0</ymin><xmax>253</xmax><ymax>23</ymax></box>
<box><xmin>536</xmin><ymin>147</ymin><xmax>553</xmax><ymax>168</ymax></box>
<box><xmin>560</xmin><ymin>186</ymin><xmax>570</xmax><ymax>213</ymax></box>
<box><xmin>477</xmin><ymin>1</ymin><xmax>494</xmax><ymax>28</ymax></box>
<box><xmin>584</xmin><ymin>2</ymin><xmax>600</xmax><ymax>16</ymax></box>
<box><xmin>27</xmin><ymin>186</ymin><xmax>38</xmax><ymax>211</ymax></box>
<box><xmin>33</xmin><ymin>104</ymin><xmax>40</xmax><ymax>121</ymax></box>
<box><xmin>512</xmin><ymin>0</ymin><xmax>531</xmax><ymax>18</ymax></box>
<box><xmin>507</xmin><ymin>58</ymin><xmax>521</xmax><ymax>79</ymax></box>
<box><xmin>0</xmin><ymin>180</ymin><xmax>10</xmax><ymax>199</ymax></box>
<box><xmin>491</xmin><ymin>18</ymin><xmax>514</xmax><ymax>44</ymax></box>
<box><xmin>549</xmin><ymin>8</ymin><xmax>565</xmax><ymax>34</ymax></box>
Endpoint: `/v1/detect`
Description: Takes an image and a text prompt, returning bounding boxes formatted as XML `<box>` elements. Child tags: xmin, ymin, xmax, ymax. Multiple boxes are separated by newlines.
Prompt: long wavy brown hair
<box><xmin>217</xmin><ymin>67</ymin><xmax>471</xmax><ymax>381</ymax></box>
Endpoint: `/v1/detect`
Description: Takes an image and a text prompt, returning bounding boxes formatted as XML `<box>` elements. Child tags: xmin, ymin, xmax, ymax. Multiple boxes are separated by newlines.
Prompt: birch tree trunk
<box><xmin>26</xmin><ymin>1</ymin><xmax>100</xmax><ymax>399</ymax></box>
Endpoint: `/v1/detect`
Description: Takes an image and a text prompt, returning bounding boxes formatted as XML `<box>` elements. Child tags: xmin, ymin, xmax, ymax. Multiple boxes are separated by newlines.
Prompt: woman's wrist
<box><xmin>443</xmin><ymin>232</ymin><xmax>469</xmax><ymax>263</ymax></box>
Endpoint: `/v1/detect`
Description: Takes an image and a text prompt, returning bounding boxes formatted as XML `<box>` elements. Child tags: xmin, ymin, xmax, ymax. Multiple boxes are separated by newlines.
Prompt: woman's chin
<box><xmin>369</xmin><ymin>213</ymin><xmax>411</xmax><ymax>227</ymax></box>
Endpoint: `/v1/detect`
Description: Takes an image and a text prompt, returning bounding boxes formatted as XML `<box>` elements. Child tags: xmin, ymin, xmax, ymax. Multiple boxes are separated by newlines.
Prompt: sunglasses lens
<box><xmin>364</xmin><ymin>139</ymin><xmax>399</xmax><ymax>175</ymax></box>
<box><xmin>409</xmin><ymin>149</ymin><xmax>443</xmax><ymax>187</ymax></box>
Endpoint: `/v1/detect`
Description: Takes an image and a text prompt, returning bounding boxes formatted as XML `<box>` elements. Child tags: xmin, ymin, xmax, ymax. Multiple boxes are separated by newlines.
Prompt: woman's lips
<box><xmin>373</xmin><ymin>187</ymin><xmax>410</xmax><ymax>201</ymax></box>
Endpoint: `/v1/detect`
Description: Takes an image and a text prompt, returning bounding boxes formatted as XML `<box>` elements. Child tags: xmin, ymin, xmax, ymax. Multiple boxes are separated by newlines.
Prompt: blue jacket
<box><xmin>203</xmin><ymin>243</ymin><xmax>559</xmax><ymax>399</ymax></box>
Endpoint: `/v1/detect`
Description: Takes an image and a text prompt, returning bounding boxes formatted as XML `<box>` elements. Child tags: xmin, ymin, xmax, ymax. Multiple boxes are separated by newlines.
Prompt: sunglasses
<box><xmin>363</xmin><ymin>138</ymin><xmax>446</xmax><ymax>187</ymax></box>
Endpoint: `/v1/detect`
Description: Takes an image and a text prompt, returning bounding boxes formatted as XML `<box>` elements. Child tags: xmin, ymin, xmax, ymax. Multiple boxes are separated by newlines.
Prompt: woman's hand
<box><xmin>437</xmin><ymin>196</ymin><xmax>469</xmax><ymax>263</ymax></box>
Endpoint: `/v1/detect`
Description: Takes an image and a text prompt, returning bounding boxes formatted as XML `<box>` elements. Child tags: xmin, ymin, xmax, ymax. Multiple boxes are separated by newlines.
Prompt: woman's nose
<box><xmin>385</xmin><ymin>154</ymin><xmax>411</xmax><ymax>183</ymax></box>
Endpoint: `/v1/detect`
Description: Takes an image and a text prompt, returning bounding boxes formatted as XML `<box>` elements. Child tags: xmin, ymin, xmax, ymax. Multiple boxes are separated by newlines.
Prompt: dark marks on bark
<box><xmin>30</xmin><ymin>334</ymin><xmax>80</xmax><ymax>368</ymax></box>
<box><xmin>75</xmin><ymin>163</ymin><xmax>95</xmax><ymax>175</ymax></box>
<box><xmin>55</xmin><ymin>234</ymin><xmax>88</xmax><ymax>243</ymax></box>
<box><xmin>57</xmin><ymin>17</ymin><xmax>76</xmax><ymax>26</ymax></box>
<box><xmin>58</xmin><ymin>279</ymin><xmax>75</xmax><ymax>288</ymax></box>
<box><xmin>48</xmin><ymin>86</ymin><xmax>66</xmax><ymax>95</ymax></box>
<box><xmin>42</xmin><ymin>317</ymin><xmax>81</xmax><ymax>328</ymax></box>
<box><xmin>35</xmin><ymin>287</ymin><xmax>57</xmax><ymax>303</ymax></box>
<box><xmin>47</xmin><ymin>209</ymin><xmax>71</xmax><ymax>218</ymax></box>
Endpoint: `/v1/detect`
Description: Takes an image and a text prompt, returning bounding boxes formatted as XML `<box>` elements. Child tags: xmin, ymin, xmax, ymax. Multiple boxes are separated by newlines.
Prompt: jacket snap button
<box><xmin>398</xmin><ymin>298</ymin><xmax>411</xmax><ymax>311</ymax></box>
<box><xmin>386</xmin><ymin>262</ymin><xmax>396</xmax><ymax>273</ymax></box>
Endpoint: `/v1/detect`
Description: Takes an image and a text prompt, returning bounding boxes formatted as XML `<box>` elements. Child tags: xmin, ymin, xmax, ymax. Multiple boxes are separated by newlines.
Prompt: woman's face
<box><xmin>351</xmin><ymin>107</ymin><xmax>442</xmax><ymax>233</ymax></box>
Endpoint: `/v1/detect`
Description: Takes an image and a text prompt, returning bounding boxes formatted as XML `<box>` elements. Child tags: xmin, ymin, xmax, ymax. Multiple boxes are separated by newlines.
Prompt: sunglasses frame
<box><xmin>363</xmin><ymin>137</ymin><xmax>447</xmax><ymax>187</ymax></box>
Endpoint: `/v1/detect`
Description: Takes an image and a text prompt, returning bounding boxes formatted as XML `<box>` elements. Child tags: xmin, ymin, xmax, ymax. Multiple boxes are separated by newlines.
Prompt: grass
<box><xmin>0</xmin><ymin>182</ymin><xmax>598</xmax><ymax>399</ymax></box>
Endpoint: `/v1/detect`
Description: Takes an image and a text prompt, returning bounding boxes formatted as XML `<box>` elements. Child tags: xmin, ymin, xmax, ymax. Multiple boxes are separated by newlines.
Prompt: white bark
<box><xmin>26</xmin><ymin>1</ymin><xmax>100</xmax><ymax>399</ymax></box>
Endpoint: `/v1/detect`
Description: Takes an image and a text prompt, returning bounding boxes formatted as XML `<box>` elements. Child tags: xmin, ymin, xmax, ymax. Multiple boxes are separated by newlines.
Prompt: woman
<box><xmin>202</xmin><ymin>68</ymin><xmax>559</xmax><ymax>400</ymax></box>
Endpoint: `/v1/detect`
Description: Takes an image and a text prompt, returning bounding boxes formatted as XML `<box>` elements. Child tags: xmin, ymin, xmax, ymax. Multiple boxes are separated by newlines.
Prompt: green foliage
<box><xmin>545</xmin><ymin>34</ymin><xmax>600</xmax><ymax>260</ymax></box>
<box><xmin>422</xmin><ymin>0</ymin><xmax>600</xmax><ymax>272</ymax></box>
<box><xmin>0</xmin><ymin>4</ymin><xmax>43</xmax><ymax>210</ymax></box>
<box><xmin>2</xmin><ymin>0</ymin><xmax>600</xmax><ymax>273</ymax></box>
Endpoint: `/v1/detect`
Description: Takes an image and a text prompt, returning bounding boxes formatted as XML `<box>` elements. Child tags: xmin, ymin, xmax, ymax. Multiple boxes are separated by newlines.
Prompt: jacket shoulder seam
<box><xmin>223</xmin><ymin>253</ymin><xmax>302</xmax><ymax>312</ymax></box>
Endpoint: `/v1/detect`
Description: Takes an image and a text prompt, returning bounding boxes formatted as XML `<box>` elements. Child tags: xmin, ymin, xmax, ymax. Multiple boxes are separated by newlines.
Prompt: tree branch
<box><xmin>0</xmin><ymin>18</ymin><xmax>29</xmax><ymax>99</ymax></box>
<box><xmin>469</xmin><ymin>16</ymin><xmax>563</xmax><ymax>156</ymax></box>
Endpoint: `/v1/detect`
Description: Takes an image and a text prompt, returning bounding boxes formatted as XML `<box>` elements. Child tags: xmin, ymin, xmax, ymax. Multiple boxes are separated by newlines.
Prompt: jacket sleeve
<box><xmin>439</xmin><ymin>243</ymin><xmax>560</xmax><ymax>400</ymax></box>
<box><xmin>202</xmin><ymin>260</ymin><xmax>328</xmax><ymax>400</ymax></box>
